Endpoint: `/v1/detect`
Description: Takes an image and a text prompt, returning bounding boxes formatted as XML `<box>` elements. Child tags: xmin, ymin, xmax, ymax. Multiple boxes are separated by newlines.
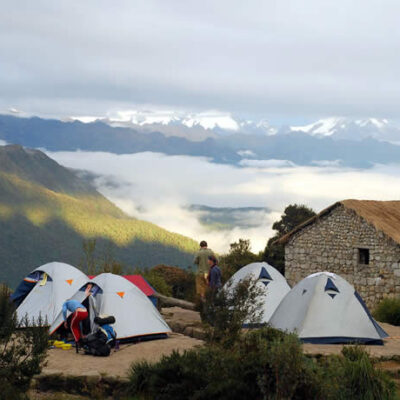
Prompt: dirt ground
<box><xmin>162</xmin><ymin>307</ymin><xmax>400</xmax><ymax>359</ymax></box>
<box><xmin>42</xmin><ymin>308</ymin><xmax>400</xmax><ymax>380</ymax></box>
<box><xmin>44</xmin><ymin>332</ymin><xmax>203</xmax><ymax>378</ymax></box>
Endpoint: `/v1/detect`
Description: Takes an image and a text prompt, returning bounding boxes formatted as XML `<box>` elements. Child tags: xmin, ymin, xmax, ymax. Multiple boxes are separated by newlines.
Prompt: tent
<box><xmin>225</xmin><ymin>262</ymin><xmax>290</xmax><ymax>324</ymax></box>
<box><xmin>269</xmin><ymin>272</ymin><xmax>388</xmax><ymax>344</ymax></box>
<box><xmin>50</xmin><ymin>272</ymin><xmax>171</xmax><ymax>341</ymax></box>
<box><xmin>89</xmin><ymin>274</ymin><xmax>158</xmax><ymax>307</ymax></box>
<box><xmin>123</xmin><ymin>275</ymin><xmax>157</xmax><ymax>307</ymax></box>
<box><xmin>12</xmin><ymin>262</ymin><xmax>89</xmax><ymax>327</ymax></box>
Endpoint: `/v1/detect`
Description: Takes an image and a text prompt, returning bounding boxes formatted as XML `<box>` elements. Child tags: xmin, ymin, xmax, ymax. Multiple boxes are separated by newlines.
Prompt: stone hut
<box><xmin>278</xmin><ymin>200</ymin><xmax>400</xmax><ymax>308</ymax></box>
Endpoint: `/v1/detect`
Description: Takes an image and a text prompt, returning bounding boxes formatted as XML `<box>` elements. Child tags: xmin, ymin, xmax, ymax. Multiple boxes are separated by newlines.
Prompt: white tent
<box><xmin>225</xmin><ymin>262</ymin><xmax>290</xmax><ymax>324</ymax></box>
<box><xmin>14</xmin><ymin>262</ymin><xmax>89</xmax><ymax>327</ymax></box>
<box><xmin>269</xmin><ymin>272</ymin><xmax>388</xmax><ymax>344</ymax></box>
<box><xmin>50</xmin><ymin>273</ymin><xmax>171</xmax><ymax>340</ymax></box>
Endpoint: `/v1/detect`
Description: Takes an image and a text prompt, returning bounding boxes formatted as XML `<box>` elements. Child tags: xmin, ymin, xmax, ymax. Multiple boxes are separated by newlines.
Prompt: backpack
<box><xmin>82</xmin><ymin>325</ymin><xmax>116</xmax><ymax>357</ymax></box>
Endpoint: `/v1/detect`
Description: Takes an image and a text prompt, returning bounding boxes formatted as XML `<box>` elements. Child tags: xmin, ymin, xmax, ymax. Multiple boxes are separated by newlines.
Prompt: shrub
<box><xmin>152</xmin><ymin>265</ymin><xmax>195</xmax><ymax>301</ymax></box>
<box><xmin>258</xmin><ymin>333</ymin><xmax>324</xmax><ymax>400</ymax></box>
<box><xmin>127</xmin><ymin>327</ymin><xmax>326</xmax><ymax>400</ymax></box>
<box><xmin>323</xmin><ymin>346</ymin><xmax>396</xmax><ymax>400</ymax></box>
<box><xmin>131</xmin><ymin>267</ymin><xmax>172</xmax><ymax>297</ymax></box>
<box><xmin>143</xmin><ymin>269</ymin><xmax>172</xmax><ymax>298</ymax></box>
<box><xmin>199</xmin><ymin>278</ymin><xmax>264</xmax><ymax>347</ymax></box>
<box><xmin>127</xmin><ymin>327</ymin><xmax>397</xmax><ymax>400</ymax></box>
<box><xmin>373</xmin><ymin>297</ymin><xmax>400</xmax><ymax>326</ymax></box>
<box><xmin>0</xmin><ymin>285</ymin><xmax>49</xmax><ymax>400</ymax></box>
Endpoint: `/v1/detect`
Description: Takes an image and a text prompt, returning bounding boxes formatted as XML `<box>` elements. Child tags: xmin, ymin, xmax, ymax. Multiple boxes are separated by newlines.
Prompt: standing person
<box><xmin>194</xmin><ymin>240</ymin><xmax>215</xmax><ymax>299</ymax></box>
<box><xmin>62</xmin><ymin>299</ymin><xmax>88</xmax><ymax>346</ymax></box>
<box><xmin>207</xmin><ymin>255</ymin><xmax>222</xmax><ymax>291</ymax></box>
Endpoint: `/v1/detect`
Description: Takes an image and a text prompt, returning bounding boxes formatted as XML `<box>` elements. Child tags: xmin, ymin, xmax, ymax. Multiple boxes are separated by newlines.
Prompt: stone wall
<box><xmin>285</xmin><ymin>204</ymin><xmax>400</xmax><ymax>308</ymax></box>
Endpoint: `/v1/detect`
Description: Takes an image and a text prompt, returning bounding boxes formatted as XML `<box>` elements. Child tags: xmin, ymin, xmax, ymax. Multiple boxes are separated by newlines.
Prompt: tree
<box><xmin>220</xmin><ymin>239</ymin><xmax>260</xmax><ymax>280</ymax></box>
<box><xmin>0</xmin><ymin>286</ymin><xmax>48</xmax><ymax>400</ymax></box>
<box><xmin>264</xmin><ymin>204</ymin><xmax>316</xmax><ymax>274</ymax></box>
<box><xmin>80</xmin><ymin>240</ymin><xmax>124</xmax><ymax>275</ymax></box>
<box><xmin>81</xmin><ymin>238</ymin><xmax>97</xmax><ymax>275</ymax></box>
<box><xmin>99</xmin><ymin>242</ymin><xmax>124</xmax><ymax>275</ymax></box>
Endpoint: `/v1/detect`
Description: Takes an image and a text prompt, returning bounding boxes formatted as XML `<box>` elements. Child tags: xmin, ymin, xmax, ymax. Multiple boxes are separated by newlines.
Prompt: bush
<box><xmin>323</xmin><ymin>346</ymin><xmax>396</xmax><ymax>400</ymax></box>
<box><xmin>373</xmin><ymin>297</ymin><xmax>400</xmax><ymax>326</ymax></box>
<box><xmin>127</xmin><ymin>328</ymin><xmax>397</xmax><ymax>400</ymax></box>
<box><xmin>0</xmin><ymin>285</ymin><xmax>49</xmax><ymax>400</ymax></box>
<box><xmin>127</xmin><ymin>328</ymin><xmax>325</xmax><ymax>400</ymax></box>
<box><xmin>199</xmin><ymin>278</ymin><xmax>264</xmax><ymax>347</ymax></box>
<box><xmin>152</xmin><ymin>265</ymin><xmax>195</xmax><ymax>301</ymax></box>
<box><xmin>131</xmin><ymin>267</ymin><xmax>172</xmax><ymax>297</ymax></box>
<box><xmin>143</xmin><ymin>269</ymin><xmax>172</xmax><ymax>297</ymax></box>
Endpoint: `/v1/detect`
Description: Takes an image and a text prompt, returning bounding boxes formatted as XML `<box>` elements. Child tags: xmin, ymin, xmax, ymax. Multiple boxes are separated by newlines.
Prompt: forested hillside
<box><xmin>0</xmin><ymin>144</ymin><xmax>197</xmax><ymax>287</ymax></box>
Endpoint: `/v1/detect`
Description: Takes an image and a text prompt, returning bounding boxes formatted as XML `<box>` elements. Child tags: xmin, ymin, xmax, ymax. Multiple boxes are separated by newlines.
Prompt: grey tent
<box><xmin>269</xmin><ymin>272</ymin><xmax>388</xmax><ymax>344</ymax></box>
<box><xmin>13</xmin><ymin>262</ymin><xmax>89</xmax><ymax>327</ymax></box>
<box><xmin>50</xmin><ymin>273</ymin><xmax>171</xmax><ymax>341</ymax></box>
<box><xmin>225</xmin><ymin>262</ymin><xmax>290</xmax><ymax>324</ymax></box>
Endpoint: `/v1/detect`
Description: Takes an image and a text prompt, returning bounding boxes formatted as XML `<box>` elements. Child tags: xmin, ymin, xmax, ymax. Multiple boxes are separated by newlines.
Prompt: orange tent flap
<box><xmin>116</xmin><ymin>291</ymin><xmax>125</xmax><ymax>298</ymax></box>
<box><xmin>65</xmin><ymin>279</ymin><xmax>74</xmax><ymax>285</ymax></box>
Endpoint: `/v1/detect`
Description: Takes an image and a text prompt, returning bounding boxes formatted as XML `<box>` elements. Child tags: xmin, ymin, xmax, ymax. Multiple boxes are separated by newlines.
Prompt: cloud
<box><xmin>1</xmin><ymin>0</ymin><xmax>400</xmax><ymax>120</ymax></box>
<box><xmin>239</xmin><ymin>159</ymin><xmax>296</xmax><ymax>168</ymax></box>
<box><xmin>46</xmin><ymin>150</ymin><xmax>400</xmax><ymax>253</ymax></box>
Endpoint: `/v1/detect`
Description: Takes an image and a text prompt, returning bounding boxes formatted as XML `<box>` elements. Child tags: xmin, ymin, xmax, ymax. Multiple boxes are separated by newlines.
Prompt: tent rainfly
<box><xmin>50</xmin><ymin>272</ymin><xmax>171</xmax><ymax>341</ymax></box>
<box><xmin>269</xmin><ymin>272</ymin><xmax>388</xmax><ymax>344</ymax></box>
<box><xmin>12</xmin><ymin>262</ymin><xmax>89</xmax><ymax>327</ymax></box>
<box><xmin>225</xmin><ymin>262</ymin><xmax>291</xmax><ymax>325</ymax></box>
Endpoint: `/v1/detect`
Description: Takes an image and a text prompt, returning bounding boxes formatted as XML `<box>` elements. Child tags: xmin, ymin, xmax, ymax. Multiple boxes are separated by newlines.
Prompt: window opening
<box><xmin>358</xmin><ymin>248</ymin><xmax>370</xmax><ymax>265</ymax></box>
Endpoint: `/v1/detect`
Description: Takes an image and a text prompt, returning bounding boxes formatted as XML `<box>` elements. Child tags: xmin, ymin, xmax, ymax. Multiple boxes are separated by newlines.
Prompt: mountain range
<box><xmin>0</xmin><ymin>144</ymin><xmax>197</xmax><ymax>288</ymax></box>
<box><xmin>69</xmin><ymin>110</ymin><xmax>400</xmax><ymax>143</ymax></box>
<box><xmin>2</xmin><ymin>113</ymin><xmax>400</xmax><ymax>168</ymax></box>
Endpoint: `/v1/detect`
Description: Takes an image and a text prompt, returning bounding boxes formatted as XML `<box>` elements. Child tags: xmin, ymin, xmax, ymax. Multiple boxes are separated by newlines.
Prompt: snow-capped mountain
<box><xmin>290</xmin><ymin>117</ymin><xmax>400</xmax><ymax>143</ymax></box>
<box><xmin>70</xmin><ymin>110</ymin><xmax>277</xmax><ymax>140</ymax></box>
<box><xmin>69</xmin><ymin>110</ymin><xmax>400</xmax><ymax>144</ymax></box>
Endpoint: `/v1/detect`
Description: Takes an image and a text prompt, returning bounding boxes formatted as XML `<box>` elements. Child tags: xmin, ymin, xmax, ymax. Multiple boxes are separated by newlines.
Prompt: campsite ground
<box><xmin>43</xmin><ymin>331</ymin><xmax>203</xmax><ymax>378</ymax></box>
<box><xmin>33</xmin><ymin>308</ymin><xmax>400</xmax><ymax>398</ymax></box>
<box><xmin>41</xmin><ymin>309</ymin><xmax>400</xmax><ymax>377</ymax></box>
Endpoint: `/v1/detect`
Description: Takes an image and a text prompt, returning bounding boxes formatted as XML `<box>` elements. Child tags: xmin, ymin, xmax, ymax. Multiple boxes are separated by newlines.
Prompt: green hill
<box><xmin>0</xmin><ymin>144</ymin><xmax>198</xmax><ymax>288</ymax></box>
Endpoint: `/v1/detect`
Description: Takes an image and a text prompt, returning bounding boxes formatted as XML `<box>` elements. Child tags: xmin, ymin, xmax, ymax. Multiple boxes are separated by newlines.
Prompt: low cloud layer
<box><xmin>46</xmin><ymin>150</ymin><xmax>400</xmax><ymax>253</ymax></box>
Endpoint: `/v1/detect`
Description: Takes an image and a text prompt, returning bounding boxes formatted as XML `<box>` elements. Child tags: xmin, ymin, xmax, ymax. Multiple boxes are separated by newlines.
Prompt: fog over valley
<box><xmin>47</xmin><ymin>149</ymin><xmax>400</xmax><ymax>253</ymax></box>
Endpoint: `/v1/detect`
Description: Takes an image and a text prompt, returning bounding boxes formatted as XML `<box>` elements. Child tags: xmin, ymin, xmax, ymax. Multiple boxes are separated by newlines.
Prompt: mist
<box><xmin>46</xmin><ymin>150</ymin><xmax>400</xmax><ymax>253</ymax></box>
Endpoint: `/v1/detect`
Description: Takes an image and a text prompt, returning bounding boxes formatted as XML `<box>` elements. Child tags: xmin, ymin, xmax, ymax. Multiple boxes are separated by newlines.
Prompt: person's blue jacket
<box><xmin>209</xmin><ymin>265</ymin><xmax>222</xmax><ymax>289</ymax></box>
<box><xmin>62</xmin><ymin>299</ymin><xmax>86</xmax><ymax>321</ymax></box>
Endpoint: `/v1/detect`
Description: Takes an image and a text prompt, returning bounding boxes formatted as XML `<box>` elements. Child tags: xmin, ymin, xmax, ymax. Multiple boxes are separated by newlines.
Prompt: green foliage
<box><xmin>373</xmin><ymin>297</ymin><xmax>400</xmax><ymax>326</ymax></box>
<box><xmin>133</xmin><ymin>267</ymin><xmax>173</xmax><ymax>298</ymax></box>
<box><xmin>151</xmin><ymin>265</ymin><xmax>195</xmax><ymax>301</ymax></box>
<box><xmin>127</xmin><ymin>330</ymin><xmax>397</xmax><ymax>400</ymax></box>
<box><xmin>0</xmin><ymin>164</ymin><xmax>198</xmax><ymax>287</ymax></box>
<box><xmin>271</xmin><ymin>204</ymin><xmax>316</xmax><ymax>236</ymax></box>
<box><xmin>0</xmin><ymin>285</ymin><xmax>49</xmax><ymax>400</ymax></box>
<box><xmin>264</xmin><ymin>204</ymin><xmax>316</xmax><ymax>274</ymax></box>
<box><xmin>127</xmin><ymin>328</ymin><xmax>320</xmax><ymax>400</ymax></box>
<box><xmin>81</xmin><ymin>239</ymin><xmax>97</xmax><ymax>275</ymax></box>
<box><xmin>199</xmin><ymin>278</ymin><xmax>264</xmax><ymax>347</ymax></box>
<box><xmin>322</xmin><ymin>346</ymin><xmax>396</xmax><ymax>400</ymax></box>
<box><xmin>219</xmin><ymin>239</ymin><xmax>260</xmax><ymax>280</ymax></box>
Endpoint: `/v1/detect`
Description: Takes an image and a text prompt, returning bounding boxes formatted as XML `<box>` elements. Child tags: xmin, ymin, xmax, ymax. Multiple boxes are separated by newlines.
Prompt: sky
<box><xmin>2</xmin><ymin>2</ymin><xmax>400</xmax><ymax>253</ymax></box>
<box><xmin>1</xmin><ymin>0</ymin><xmax>400</xmax><ymax>123</ymax></box>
